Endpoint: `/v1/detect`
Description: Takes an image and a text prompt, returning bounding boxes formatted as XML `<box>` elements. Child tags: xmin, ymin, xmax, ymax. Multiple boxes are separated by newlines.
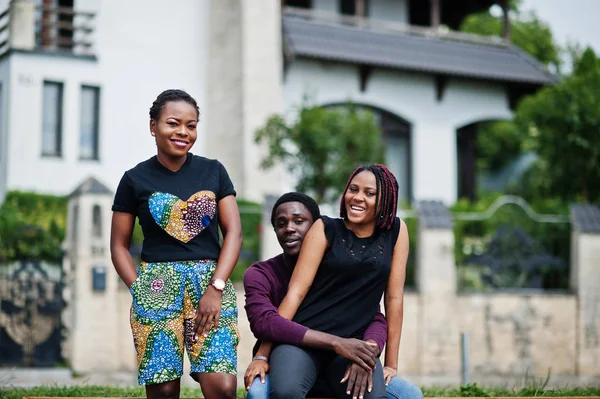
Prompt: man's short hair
<box><xmin>270</xmin><ymin>192</ymin><xmax>321</xmax><ymax>227</ymax></box>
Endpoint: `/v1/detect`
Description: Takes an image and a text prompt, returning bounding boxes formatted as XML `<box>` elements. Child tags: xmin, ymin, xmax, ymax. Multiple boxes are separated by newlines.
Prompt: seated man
<box><xmin>243</xmin><ymin>192</ymin><xmax>422</xmax><ymax>399</ymax></box>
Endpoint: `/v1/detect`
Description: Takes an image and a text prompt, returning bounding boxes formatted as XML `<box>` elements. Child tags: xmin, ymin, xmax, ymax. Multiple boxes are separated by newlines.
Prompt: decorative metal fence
<box><xmin>452</xmin><ymin>195</ymin><xmax>571</xmax><ymax>291</ymax></box>
<box><xmin>0</xmin><ymin>261</ymin><xmax>65</xmax><ymax>366</ymax></box>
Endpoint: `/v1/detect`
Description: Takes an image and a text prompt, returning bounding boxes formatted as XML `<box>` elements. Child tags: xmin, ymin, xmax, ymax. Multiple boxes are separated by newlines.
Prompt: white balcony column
<box><xmin>9</xmin><ymin>0</ymin><xmax>36</xmax><ymax>50</ymax></box>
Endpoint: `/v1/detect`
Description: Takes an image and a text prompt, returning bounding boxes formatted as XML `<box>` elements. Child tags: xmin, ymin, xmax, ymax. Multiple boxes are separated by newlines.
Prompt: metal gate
<box><xmin>0</xmin><ymin>260</ymin><xmax>65</xmax><ymax>366</ymax></box>
<box><xmin>452</xmin><ymin>195</ymin><xmax>570</xmax><ymax>290</ymax></box>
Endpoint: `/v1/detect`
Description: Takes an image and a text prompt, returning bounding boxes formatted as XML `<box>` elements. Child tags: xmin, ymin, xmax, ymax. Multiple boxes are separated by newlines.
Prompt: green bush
<box><xmin>0</xmin><ymin>191</ymin><xmax>67</xmax><ymax>264</ymax></box>
<box><xmin>452</xmin><ymin>192</ymin><xmax>571</xmax><ymax>290</ymax></box>
<box><xmin>231</xmin><ymin>199</ymin><xmax>262</xmax><ymax>282</ymax></box>
<box><xmin>400</xmin><ymin>205</ymin><xmax>417</xmax><ymax>289</ymax></box>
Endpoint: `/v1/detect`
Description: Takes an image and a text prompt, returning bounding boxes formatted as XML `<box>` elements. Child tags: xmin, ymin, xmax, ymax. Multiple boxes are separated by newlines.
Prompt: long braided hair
<box><xmin>339</xmin><ymin>164</ymin><xmax>399</xmax><ymax>230</ymax></box>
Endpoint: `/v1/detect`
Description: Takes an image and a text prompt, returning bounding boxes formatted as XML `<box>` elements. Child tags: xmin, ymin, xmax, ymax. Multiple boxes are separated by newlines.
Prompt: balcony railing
<box><xmin>0</xmin><ymin>7</ymin><xmax>10</xmax><ymax>56</ymax></box>
<box><xmin>0</xmin><ymin>1</ymin><xmax>96</xmax><ymax>58</ymax></box>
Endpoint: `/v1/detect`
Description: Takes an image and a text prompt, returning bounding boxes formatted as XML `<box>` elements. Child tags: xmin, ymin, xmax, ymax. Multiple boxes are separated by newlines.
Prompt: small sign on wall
<box><xmin>92</xmin><ymin>266</ymin><xmax>106</xmax><ymax>292</ymax></box>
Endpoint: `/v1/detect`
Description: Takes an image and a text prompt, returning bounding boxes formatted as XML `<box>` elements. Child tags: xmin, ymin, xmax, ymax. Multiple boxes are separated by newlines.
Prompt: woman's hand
<box><xmin>244</xmin><ymin>359</ymin><xmax>269</xmax><ymax>391</ymax></box>
<box><xmin>383</xmin><ymin>366</ymin><xmax>397</xmax><ymax>386</ymax></box>
<box><xmin>193</xmin><ymin>286</ymin><xmax>222</xmax><ymax>340</ymax></box>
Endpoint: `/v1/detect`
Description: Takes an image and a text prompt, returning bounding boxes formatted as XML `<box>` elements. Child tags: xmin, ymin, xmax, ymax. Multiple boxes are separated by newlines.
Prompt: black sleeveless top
<box><xmin>293</xmin><ymin>215</ymin><xmax>401</xmax><ymax>339</ymax></box>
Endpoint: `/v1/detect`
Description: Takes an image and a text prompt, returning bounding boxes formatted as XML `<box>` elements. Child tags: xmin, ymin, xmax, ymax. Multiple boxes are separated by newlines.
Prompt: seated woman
<box><xmin>244</xmin><ymin>192</ymin><xmax>421</xmax><ymax>399</ymax></box>
<box><xmin>255</xmin><ymin>164</ymin><xmax>410</xmax><ymax>399</ymax></box>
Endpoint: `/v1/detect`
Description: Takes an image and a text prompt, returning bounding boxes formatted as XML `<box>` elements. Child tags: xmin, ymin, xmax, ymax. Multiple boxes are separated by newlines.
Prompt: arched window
<box><xmin>325</xmin><ymin>104</ymin><xmax>412</xmax><ymax>202</ymax></box>
<box><xmin>374</xmin><ymin>108</ymin><xmax>412</xmax><ymax>203</ymax></box>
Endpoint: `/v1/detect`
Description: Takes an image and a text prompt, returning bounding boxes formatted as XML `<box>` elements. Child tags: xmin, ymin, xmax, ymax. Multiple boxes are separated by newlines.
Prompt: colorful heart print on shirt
<box><xmin>149</xmin><ymin>191</ymin><xmax>217</xmax><ymax>243</ymax></box>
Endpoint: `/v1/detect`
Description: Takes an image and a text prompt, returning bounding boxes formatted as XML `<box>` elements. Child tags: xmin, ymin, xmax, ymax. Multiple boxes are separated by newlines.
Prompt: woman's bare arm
<box><xmin>213</xmin><ymin>195</ymin><xmax>243</xmax><ymax>282</ymax></box>
<box><xmin>384</xmin><ymin>219</ymin><xmax>409</xmax><ymax>371</ymax></box>
<box><xmin>110</xmin><ymin>211</ymin><xmax>138</xmax><ymax>288</ymax></box>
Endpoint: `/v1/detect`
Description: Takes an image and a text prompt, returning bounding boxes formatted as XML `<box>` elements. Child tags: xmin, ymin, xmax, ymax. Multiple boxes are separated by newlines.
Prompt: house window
<box><xmin>340</xmin><ymin>0</ymin><xmax>369</xmax><ymax>16</ymax></box>
<box><xmin>326</xmin><ymin>104</ymin><xmax>412</xmax><ymax>202</ymax></box>
<box><xmin>284</xmin><ymin>0</ymin><xmax>312</xmax><ymax>8</ymax></box>
<box><xmin>41</xmin><ymin>81</ymin><xmax>63</xmax><ymax>157</ymax></box>
<box><xmin>377</xmin><ymin>111</ymin><xmax>411</xmax><ymax>203</ymax></box>
<box><xmin>79</xmin><ymin>85</ymin><xmax>100</xmax><ymax>160</ymax></box>
<box><xmin>92</xmin><ymin>204</ymin><xmax>102</xmax><ymax>238</ymax></box>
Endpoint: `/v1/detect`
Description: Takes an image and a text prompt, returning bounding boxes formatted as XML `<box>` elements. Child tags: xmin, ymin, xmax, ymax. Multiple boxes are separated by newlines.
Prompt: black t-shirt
<box><xmin>112</xmin><ymin>153</ymin><xmax>236</xmax><ymax>262</ymax></box>
<box><xmin>293</xmin><ymin>215</ymin><xmax>401</xmax><ymax>339</ymax></box>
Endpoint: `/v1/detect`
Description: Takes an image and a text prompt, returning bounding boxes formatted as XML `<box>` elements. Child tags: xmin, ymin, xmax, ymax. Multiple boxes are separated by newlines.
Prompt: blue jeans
<box><xmin>247</xmin><ymin>373</ymin><xmax>423</xmax><ymax>399</ymax></box>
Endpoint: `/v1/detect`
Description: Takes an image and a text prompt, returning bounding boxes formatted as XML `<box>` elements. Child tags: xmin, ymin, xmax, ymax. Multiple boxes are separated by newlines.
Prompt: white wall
<box><xmin>205</xmin><ymin>0</ymin><xmax>286</xmax><ymax>202</ymax></box>
<box><xmin>5</xmin><ymin>0</ymin><xmax>209</xmax><ymax>195</ymax></box>
<box><xmin>283</xmin><ymin>59</ymin><xmax>513</xmax><ymax>203</ymax></box>
<box><xmin>0</xmin><ymin>60</ymin><xmax>9</xmax><ymax>202</ymax></box>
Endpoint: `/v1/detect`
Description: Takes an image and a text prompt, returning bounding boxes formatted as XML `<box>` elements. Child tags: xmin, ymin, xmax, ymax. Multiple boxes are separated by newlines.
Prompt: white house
<box><xmin>0</xmin><ymin>0</ymin><xmax>554</xmax><ymax>205</ymax></box>
<box><xmin>0</xmin><ymin>0</ymin><xmax>210</xmax><ymax>201</ymax></box>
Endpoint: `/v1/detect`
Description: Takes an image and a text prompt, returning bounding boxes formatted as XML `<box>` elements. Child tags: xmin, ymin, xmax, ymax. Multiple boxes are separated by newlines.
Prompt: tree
<box><xmin>460</xmin><ymin>7</ymin><xmax>561</xmax><ymax>72</ymax></box>
<box><xmin>515</xmin><ymin>48</ymin><xmax>600</xmax><ymax>203</ymax></box>
<box><xmin>476</xmin><ymin>120</ymin><xmax>523</xmax><ymax>172</ymax></box>
<box><xmin>460</xmin><ymin>4</ymin><xmax>563</xmax><ymax>184</ymax></box>
<box><xmin>255</xmin><ymin>103</ymin><xmax>385</xmax><ymax>203</ymax></box>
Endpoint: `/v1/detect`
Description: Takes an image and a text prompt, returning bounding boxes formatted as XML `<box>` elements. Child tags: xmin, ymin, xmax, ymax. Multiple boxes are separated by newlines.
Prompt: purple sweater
<box><xmin>243</xmin><ymin>253</ymin><xmax>388</xmax><ymax>353</ymax></box>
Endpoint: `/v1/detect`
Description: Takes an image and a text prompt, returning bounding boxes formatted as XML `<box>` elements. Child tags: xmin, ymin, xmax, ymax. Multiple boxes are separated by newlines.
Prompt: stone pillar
<box><xmin>570</xmin><ymin>204</ymin><xmax>600</xmax><ymax>375</ymax></box>
<box><xmin>9</xmin><ymin>0</ymin><xmax>36</xmax><ymax>50</ymax></box>
<box><xmin>415</xmin><ymin>200</ymin><xmax>459</xmax><ymax>376</ymax></box>
<box><xmin>63</xmin><ymin>177</ymin><xmax>136</xmax><ymax>373</ymax></box>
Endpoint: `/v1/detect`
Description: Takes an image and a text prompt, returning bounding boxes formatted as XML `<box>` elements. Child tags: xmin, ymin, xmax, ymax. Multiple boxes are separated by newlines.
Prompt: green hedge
<box><xmin>401</xmin><ymin>205</ymin><xmax>417</xmax><ymax>288</ymax></box>
<box><xmin>231</xmin><ymin>199</ymin><xmax>262</xmax><ymax>282</ymax></box>
<box><xmin>0</xmin><ymin>191</ymin><xmax>67</xmax><ymax>264</ymax></box>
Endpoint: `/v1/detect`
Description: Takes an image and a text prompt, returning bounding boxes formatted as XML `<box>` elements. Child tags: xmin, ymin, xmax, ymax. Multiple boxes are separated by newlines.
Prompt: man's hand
<box><xmin>332</xmin><ymin>337</ymin><xmax>379</xmax><ymax>371</ymax></box>
<box><xmin>244</xmin><ymin>359</ymin><xmax>269</xmax><ymax>391</ymax></box>
<box><xmin>341</xmin><ymin>362</ymin><xmax>373</xmax><ymax>399</ymax></box>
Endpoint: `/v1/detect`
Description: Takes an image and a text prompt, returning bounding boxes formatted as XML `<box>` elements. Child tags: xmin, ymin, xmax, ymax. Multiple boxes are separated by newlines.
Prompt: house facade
<box><xmin>0</xmin><ymin>0</ymin><xmax>210</xmax><ymax>201</ymax></box>
<box><xmin>0</xmin><ymin>0</ymin><xmax>554</xmax><ymax>205</ymax></box>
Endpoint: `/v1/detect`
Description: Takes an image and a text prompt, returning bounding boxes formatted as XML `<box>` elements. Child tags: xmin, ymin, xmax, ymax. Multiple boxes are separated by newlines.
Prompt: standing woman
<box><xmin>263</xmin><ymin>164</ymin><xmax>409</xmax><ymax>399</ymax></box>
<box><xmin>110</xmin><ymin>89</ymin><xmax>242</xmax><ymax>399</ymax></box>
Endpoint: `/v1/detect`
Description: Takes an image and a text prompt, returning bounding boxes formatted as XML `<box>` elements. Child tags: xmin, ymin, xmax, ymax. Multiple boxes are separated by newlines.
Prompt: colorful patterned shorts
<box><xmin>129</xmin><ymin>260</ymin><xmax>239</xmax><ymax>386</ymax></box>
